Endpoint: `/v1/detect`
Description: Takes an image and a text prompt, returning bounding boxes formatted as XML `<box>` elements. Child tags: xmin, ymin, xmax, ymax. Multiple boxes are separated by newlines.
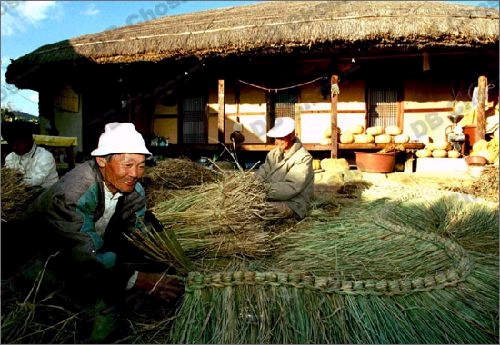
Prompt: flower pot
<box><xmin>355</xmin><ymin>152</ymin><xmax>396</xmax><ymax>173</ymax></box>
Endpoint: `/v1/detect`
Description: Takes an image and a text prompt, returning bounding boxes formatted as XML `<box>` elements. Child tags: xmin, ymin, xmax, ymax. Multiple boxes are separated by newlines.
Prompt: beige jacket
<box><xmin>255</xmin><ymin>137</ymin><xmax>314</xmax><ymax>219</ymax></box>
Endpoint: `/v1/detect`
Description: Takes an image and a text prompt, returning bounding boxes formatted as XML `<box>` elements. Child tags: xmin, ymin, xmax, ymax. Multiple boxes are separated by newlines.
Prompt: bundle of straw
<box><xmin>142</xmin><ymin>158</ymin><xmax>220</xmax><ymax>207</ymax></box>
<box><xmin>160</xmin><ymin>189</ymin><xmax>498</xmax><ymax>344</ymax></box>
<box><xmin>1</xmin><ymin>167</ymin><xmax>40</xmax><ymax>222</ymax></box>
<box><xmin>131</xmin><ymin>172</ymin><xmax>288</xmax><ymax>270</ymax></box>
<box><xmin>453</xmin><ymin>165</ymin><xmax>499</xmax><ymax>203</ymax></box>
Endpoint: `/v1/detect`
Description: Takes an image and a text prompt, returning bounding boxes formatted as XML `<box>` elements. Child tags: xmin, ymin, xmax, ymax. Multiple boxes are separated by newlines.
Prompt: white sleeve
<box><xmin>23</xmin><ymin>149</ymin><xmax>57</xmax><ymax>187</ymax></box>
<box><xmin>4</xmin><ymin>153</ymin><xmax>22</xmax><ymax>171</ymax></box>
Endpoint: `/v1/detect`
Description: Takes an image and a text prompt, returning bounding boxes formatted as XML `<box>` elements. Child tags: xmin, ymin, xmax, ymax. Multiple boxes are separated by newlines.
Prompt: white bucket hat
<box><xmin>91</xmin><ymin>122</ymin><xmax>152</xmax><ymax>156</ymax></box>
<box><xmin>266</xmin><ymin>117</ymin><xmax>295</xmax><ymax>138</ymax></box>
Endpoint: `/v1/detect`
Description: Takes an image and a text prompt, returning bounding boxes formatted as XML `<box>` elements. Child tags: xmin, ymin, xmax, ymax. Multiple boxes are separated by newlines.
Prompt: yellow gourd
<box><xmin>354</xmin><ymin>134</ymin><xmax>375</xmax><ymax>143</ymax></box>
<box><xmin>434</xmin><ymin>141</ymin><xmax>451</xmax><ymax>151</ymax></box>
<box><xmin>447</xmin><ymin>150</ymin><xmax>461</xmax><ymax>158</ymax></box>
<box><xmin>385</xmin><ymin>125</ymin><xmax>402</xmax><ymax>135</ymax></box>
<box><xmin>393</xmin><ymin>134</ymin><xmax>410</xmax><ymax>143</ymax></box>
<box><xmin>347</xmin><ymin>125</ymin><xmax>365</xmax><ymax>134</ymax></box>
<box><xmin>432</xmin><ymin>149</ymin><xmax>447</xmax><ymax>158</ymax></box>
<box><xmin>374</xmin><ymin>134</ymin><xmax>392</xmax><ymax>144</ymax></box>
<box><xmin>415</xmin><ymin>149</ymin><xmax>432</xmax><ymax>158</ymax></box>
<box><xmin>366</xmin><ymin>126</ymin><xmax>384</xmax><ymax>135</ymax></box>
<box><xmin>340</xmin><ymin>133</ymin><xmax>355</xmax><ymax>144</ymax></box>
<box><xmin>425</xmin><ymin>143</ymin><xmax>436</xmax><ymax>151</ymax></box>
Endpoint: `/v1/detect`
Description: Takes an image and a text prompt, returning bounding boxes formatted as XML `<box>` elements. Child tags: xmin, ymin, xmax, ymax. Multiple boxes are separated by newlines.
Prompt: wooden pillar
<box><xmin>330</xmin><ymin>74</ymin><xmax>339</xmax><ymax>158</ymax></box>
<box><xmin>475</xmin><ymin>75</ymin><xmax>487</xmax><ymax>141</ymax></box>
<box><xmin>218</xmin><ymin>79</ymin><xmax>225</xmax><ymax>143</ymax></box>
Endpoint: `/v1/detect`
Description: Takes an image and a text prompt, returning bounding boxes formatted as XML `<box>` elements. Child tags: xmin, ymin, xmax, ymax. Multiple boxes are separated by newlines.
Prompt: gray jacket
<box><xmin>255</xmin><ymin>137</ymin><xmax>314</xmax><ymax>218</ymax></box>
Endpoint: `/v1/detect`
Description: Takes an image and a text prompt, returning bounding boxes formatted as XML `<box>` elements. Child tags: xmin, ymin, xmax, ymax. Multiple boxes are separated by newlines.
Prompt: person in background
<box><xmin>2</xmin><ymin>121</ymin><xmax>59</xmax><ymax>189</ymax></box>
<box><xmin>8</xmin><ymin>122</ymin><xmax>183</xmax><ymax>341</ymax></box>
<box><xmin>255</xmin><ymin>117</ymin><xmax>314</xmax><ymax>219</ymax></box>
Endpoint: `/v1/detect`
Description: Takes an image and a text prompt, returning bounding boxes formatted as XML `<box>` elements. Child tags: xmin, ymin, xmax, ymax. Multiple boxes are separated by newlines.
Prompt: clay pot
<box><xmin>355</xmin><ymin>152</ymin><xmax>396</xmax><ymax>173</ymax></box>
<box><xmin>465</xmin><ymin>155</ymin><xmax>487</xmax><ymax>166</ymax></box>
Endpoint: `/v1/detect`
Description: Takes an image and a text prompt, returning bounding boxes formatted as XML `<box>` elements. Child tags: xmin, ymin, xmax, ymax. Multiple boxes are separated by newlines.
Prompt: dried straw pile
<box><xmin>142</xmin><ymin>158</ymin><xmax>220</xmax><ymax>207</ymax></box>
<box><xmin>461</xmin><ymin>165</ymin><xmax>499</xmax><ymax>203</ymax></box>
<box><xmin>126</xmin><ymin>183</ymin><xmax>498</xmax><ymax>344</ymax></box>
<box><xmin>142</xmin><ymin>172</ymin><xmax>287</xmax><ymax>269</ymax></box>
<box><xmin>1</xmin><ymin>167</ymin><xmax>40</xmax><ymax>222</ymax></box>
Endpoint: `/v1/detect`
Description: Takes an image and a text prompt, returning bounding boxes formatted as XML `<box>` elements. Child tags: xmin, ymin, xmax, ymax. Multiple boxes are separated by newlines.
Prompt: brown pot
<box><xmin>465</xmin><ymin>155</ymin><xmax>487</xmax><ymax>166</ymax></box>
<box><xmin>355</xmin><ymin>152</ymin><xmax>396</xmax><ymax>173</ymax></box>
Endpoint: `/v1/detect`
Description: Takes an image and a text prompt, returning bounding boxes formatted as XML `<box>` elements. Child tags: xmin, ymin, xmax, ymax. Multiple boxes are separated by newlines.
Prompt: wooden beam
<box><xmin>218</xmin><ymin>79</ymin><xmax>225</xmax><ymax>143</ymax></box>
<box><xmin>330</xmin><ymin>74</ymin><xmax>339</xmax><ymax>158</ymax></box>
<box><xmin>476</xmin><ymin>75</ymin><xmax>487</xmax><ymax>141</ymax></box>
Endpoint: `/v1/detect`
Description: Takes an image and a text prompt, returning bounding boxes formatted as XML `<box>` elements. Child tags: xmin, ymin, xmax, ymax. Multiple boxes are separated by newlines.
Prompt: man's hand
<box><xmin>134</xmin><ymin>271</ymin><xmax>184</xmax><ymax>305</ymax></box>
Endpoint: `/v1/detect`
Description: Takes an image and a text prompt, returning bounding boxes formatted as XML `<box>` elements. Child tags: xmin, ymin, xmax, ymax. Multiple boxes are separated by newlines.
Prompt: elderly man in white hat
<box><xmin>255</xmin><ymin>117</ymin><xmax>314</xmax><ymax>219</ymax></box>
<box><xmin>8</xmin><ymin>123</ymin><xmax>183</xmax><ymax>341</ymax></box>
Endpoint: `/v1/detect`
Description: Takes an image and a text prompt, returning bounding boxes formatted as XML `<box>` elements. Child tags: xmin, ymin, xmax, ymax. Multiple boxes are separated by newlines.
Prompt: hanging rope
<box><xmin>237</xmin><ymin>76</ymin><xmax>325</xmax><ymax>92</ymax></box>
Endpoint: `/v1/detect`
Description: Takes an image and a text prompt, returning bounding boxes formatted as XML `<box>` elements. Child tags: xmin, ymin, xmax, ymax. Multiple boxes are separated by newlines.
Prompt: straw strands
<box><xmin>134</xmin><ymin>172</ymin><xmax>289</xmax><ymax>271</ymax></box>
<box><xmin>141</xmin><ymin>158</ymin><xmax>220</xmax><ymax>207</ymax></box>
<box><xmin>1</xmin><ymin>167</ymin><xmax>40</xmax><ymax>222</ymax></box>
<box><xmin>8</xmin><ymin>1</ymin><xmax>498</xmax><ymax>69</ymax></box>
<box><xmin>159</xmin><ymin>187</ymin><xmax>498</xmax><ymax>344</ymax></box>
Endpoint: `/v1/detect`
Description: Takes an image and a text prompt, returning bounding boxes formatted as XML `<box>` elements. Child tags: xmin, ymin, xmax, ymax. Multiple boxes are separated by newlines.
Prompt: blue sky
<box><xmin>1</xmin><ymin>0</ymin><xmax>498</xmax><ymax>116</ymax></box>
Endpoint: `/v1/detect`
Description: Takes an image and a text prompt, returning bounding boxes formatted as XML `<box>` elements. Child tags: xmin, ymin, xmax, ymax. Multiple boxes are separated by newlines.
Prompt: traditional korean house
<box><xmin>5</xmin><ymin>1</ymin><xmax>499</xmax><ymax>166</ymax></box>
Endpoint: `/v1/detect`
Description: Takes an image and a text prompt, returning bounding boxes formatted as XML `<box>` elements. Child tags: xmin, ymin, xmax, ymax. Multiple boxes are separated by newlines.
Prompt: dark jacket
<box><xmin>255</xmin><ymin>137</ymin><xmax>314</xmax><ymax>218</ymax></box>
<box><xmin>22</xmin><ymin>159</ymin><xmax>149</xmax><ymax>270</ymax></box>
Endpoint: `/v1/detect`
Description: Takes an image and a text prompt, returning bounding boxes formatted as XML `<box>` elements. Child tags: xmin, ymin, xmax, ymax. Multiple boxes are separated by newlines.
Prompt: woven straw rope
<box><xmin>185</xmin><ymin>189</ymin><xmax>477</xmax><ymax>296</ymax></box>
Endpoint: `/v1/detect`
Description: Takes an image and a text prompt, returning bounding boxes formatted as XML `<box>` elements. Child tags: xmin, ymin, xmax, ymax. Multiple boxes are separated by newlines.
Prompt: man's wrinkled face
<box><xmin>96</xmin><ymin>153</ymin><xmax>147</xmax><ymax>194</ymax></box>
<box><xmin>274</xmin><ymin>132</ymin><xmax>295</xmax><ymax>152</ymax></box>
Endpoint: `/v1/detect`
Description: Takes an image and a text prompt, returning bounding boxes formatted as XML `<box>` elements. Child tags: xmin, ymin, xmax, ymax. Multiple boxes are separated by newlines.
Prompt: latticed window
<box><xmin>182</xmin><ymin>97</ymin><xmax>205</xmax><ymax>143</ymax></box>
<box><xmin>367</xmin><ymin>88</ymin><xmax>399</xmax><ymax>128</ymax></box>
<box><xmin>274</xmin><ymin>93</ymin><xmax>297</xmax><ymax>119</ymax></box>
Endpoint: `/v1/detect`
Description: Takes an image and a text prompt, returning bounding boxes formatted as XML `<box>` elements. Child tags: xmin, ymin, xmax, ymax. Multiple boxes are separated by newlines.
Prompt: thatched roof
<box><xmin>5</xmin><ymin>1</ymin><xmax>499</xmax><ymax>85</ymax></box>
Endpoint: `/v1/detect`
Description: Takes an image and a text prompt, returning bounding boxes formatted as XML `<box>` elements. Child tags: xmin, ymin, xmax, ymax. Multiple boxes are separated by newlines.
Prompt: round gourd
<box><xmin>415</xmin><ymin>149</ymin><xmax>432</xmax><ymax>158</ymax></box>
<box><xmin>374</xmin><ymin>134</ymin><xmax>392</xmax><ymax>144</ymax></box>
<box><xmin>340</xmin><ymin>133</ymin><xmax>355</xmax><ymax>144</ymax></box>
<box><xmin>393</xmin><ymin>134</ymin><xmax>410</xmax><ymax>143</ymax></box>
<box><xmin>354</xmin><ymin>134</ymin><xmax>375</xmax><ymax>143</ymax></box>
<box><xmin>348</xmin><ymin>125</ymin><xmax>365</xmax><ymax>134</ymax></box>
<box><xmin>447</xmin><ymin>150</ymin><xmax>461</xmax><ymax>158</ymax></box>
<box><xmin>434</xmin><ymin>141</ymin><xmax>451</xmax><ymax>150</ymax></box>
<box><xmin>366</xmin><ymin>126</ymin><xmax>384</xmax><ymax>136</ymax></box>
<box><xmin>323</xmin><ymin>127</ymin><xmax>341</xmax><ymax>138</ymax></box>
<box><xmin>425</xmin><ymin>143</ymin><xmax>436</xmax><ymax>151</ymax></box>
<box><xmin>472</xmin><ymin>139</ymin><xmax>488</xmax><ymax>152</ymax></box>
<box><xmin>385</xmin><ymin>125</ymin><xmax>402</xmax><ymax>135</ymax></box>
<box><xmin>432</xmin><ymin>149</ymin><xmax>447</xmax><ymax>158</ymax></box>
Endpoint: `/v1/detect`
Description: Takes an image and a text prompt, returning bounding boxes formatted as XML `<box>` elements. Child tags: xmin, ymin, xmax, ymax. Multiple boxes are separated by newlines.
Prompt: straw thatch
<box><xmin>6</xmin><ymin>1</ymin><xmax>498</xmax><ymax>82</ymax></box>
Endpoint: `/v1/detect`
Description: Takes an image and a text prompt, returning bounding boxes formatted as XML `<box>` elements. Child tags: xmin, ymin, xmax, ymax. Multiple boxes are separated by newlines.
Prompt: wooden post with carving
<box><xmin>218</xmin><ymin>79</ymin><xmax>225</xmax><ymax>144</ymax></box>
<box><xmin>476</xmin><ymin>75</ymin><xmax>487</xmax><ymax>142</ymax></box>
<box><xmin>330</xmin><ymin>74</ymin><xmax>339</xmax><ymax>158</ymax></box>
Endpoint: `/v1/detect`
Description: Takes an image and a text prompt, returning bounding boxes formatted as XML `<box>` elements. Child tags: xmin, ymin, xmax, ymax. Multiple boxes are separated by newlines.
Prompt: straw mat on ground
<box><xmin>133</xmin><ymin>185</ymin><xmax>498</xmax><ymax>344</ymax></box>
